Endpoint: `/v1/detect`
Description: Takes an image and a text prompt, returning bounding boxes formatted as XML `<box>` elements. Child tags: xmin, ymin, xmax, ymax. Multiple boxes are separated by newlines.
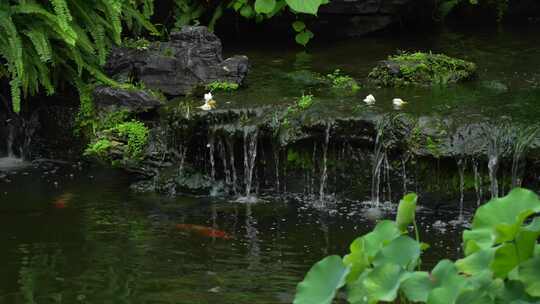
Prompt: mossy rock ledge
<box><xmin>368</xmin><ymin>52</ymin><xmax>477</xmax><ymax>86</ymax></box>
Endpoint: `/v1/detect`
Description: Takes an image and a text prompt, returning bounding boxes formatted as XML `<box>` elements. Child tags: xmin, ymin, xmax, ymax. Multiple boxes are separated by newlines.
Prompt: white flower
<box><xmin>392</xmin><ymin>98</ymin><xmax>407</xmax><ymax>108</ymax></box>
<box><xmin>204</xmin><ymin>92</ymin><xmax>213</xmax><ymax>102</ymax></box>
<box><xmin>363</xmin><ymin>94</ymin><xmax>376</xmax><ymax>105</ymax></box>
<box><xmin>199</xmin><ymin>103</ymin><xmax>212</xmax><ymax>111</ymax></box>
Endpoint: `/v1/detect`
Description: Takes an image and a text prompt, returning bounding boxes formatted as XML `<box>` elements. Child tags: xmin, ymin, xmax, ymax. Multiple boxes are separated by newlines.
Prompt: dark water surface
<box><xmin>0</xmin><ymin>163</ymin><xmax>463</xmax><ymax>304</ymax></box>
<box><xmin>220</xmin><ymin>26</ymin><xmax>540</xmax><ymax>124</ymax></box>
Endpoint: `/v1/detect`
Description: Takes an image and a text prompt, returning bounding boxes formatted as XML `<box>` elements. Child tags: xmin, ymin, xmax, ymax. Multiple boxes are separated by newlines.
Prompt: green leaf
<box><xmin>295</xmin><ymin>29</ymin><xmax>313</xmax><ymax>46</ymax></box>
<box><xmin>426</xmin><ymin>260</ymin><xmax>467</xmax><ymax>304</ymax></box>
<box><xmin>396</xmin><ymin>193</ymin><xmax>418</xmax><ymax>232</ymax></box>
<box><xmin>373</xmin><ymin>235</ymin><xmax>421</xmax><ymax>270</ymax></box>
<box><xmin>361</xmin><ymin>220</ymin><xmax>402</xmax><ymax>259</ymax></box>
<box><xmin>515</xmin><ymin>255</ymin><xmax>540</xmax><ymax>297</ymax></box>
<box><xmin>463</xmin><ymin>188</ymin><xmax>540</xmax><ymax>256</ymax></box>
<box><xmin>456</xmin><ymin>248</ymin><xmax>496</xmax><ymax>275</ymax></box>
<box><xmin>401</xmin><ymin>271</ymin><xmax>433</xmax><ymax>302</ymax></box>
<box><xmin>292</xmin><ymin>20</ymin><xmax>305</xmax><ymax>32</ymax></box>
<box><xmin>491</xmin><ymin>243</ymin><xmax>522</xmax><ymax>278</ymax></box>
<box><xmin>254</xmin><ymin>0</ymin><xmax>276</xmax><ymax>14</ymax></box>
<box><xmin>240</xmin><ymin>5</ymin><xmax>255</xmax><ymax>18</ymax></box>
<box><xmin>285</xmin><ymin>0</ymin><xmax>324</xmax><ymax>15</ymax></box>
<box><xmin>293</xmin><ymin>255</ymin><xmax>350</xmax><ymax>304</ymax></box>
<box><xmin>348</xmin><ymin>263</ymin><xmax>404</xmax><ymax>304</ymax></box>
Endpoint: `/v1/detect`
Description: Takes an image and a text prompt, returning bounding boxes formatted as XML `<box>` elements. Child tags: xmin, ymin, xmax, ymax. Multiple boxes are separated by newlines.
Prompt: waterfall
<box><xmin>487</xmin><ymin>136</ymin><xmax>500</xmax><ymax>199</ymax></box>
<box><xmin>472</xmin><ymin>158</ymin><xmax>483</xmax><ymax>206</ymax></box>
<box><xmin>218</xmin><ymin>139</ymin><xmax>231</xmax><ymax>187</ymax></box>
<box><xmin>208</xmin><ymin>130</ymin><xmax>216</xmax><ymax>182</ymax></box>
<box><xmin>457</xmin><ymin>158</ymin><xmax>466</xmax><ymax>221</ymax></box>
<box><xmin>7</xmin><ymin>123</ymin><xmax>15</xmax><ymax>157</ymax></box>
<box><xmin>273</xmin><ymin>144</ymin><xmax>280</xmax><ymax>193</ymax></box>
<box><xmin>226</xmin><ymin>137</ymin><xmax>238</xmax><ymax>195</ymax></box>
<box><xmin>318</xmin><ymin>124</ymin><xmax>331</xmax><ymax>205</ymax></box>
<box><xmin>401</xmin><ymin>157</ymin><xmax>407</xmax><ymax>193</ymax></box>
<box><xmin>243</xmin><ymin>126</ymin><xmax>259</xmax><ymax>197</ymax></box>
<box><xmin>511</xmin><ymin>126</ymin><xmax>539</xmax><ymax>188</ymax></box>
<box><xmin>371</xmin><ymin>119</ymin><xmax>389</xmax><ymax>208</ymax></box>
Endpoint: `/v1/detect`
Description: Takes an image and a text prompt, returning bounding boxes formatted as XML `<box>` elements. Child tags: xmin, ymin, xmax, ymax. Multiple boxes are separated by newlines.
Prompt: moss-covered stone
<box><xmin>368</xmin><ymin>52</ymin><xmax>477</xmax><ymax>87</ymax></box>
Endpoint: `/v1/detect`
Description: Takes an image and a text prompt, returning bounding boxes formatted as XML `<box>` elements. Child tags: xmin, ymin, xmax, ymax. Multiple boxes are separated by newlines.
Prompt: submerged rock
<box><xmin>104</xmin><ymin>26</ymin><xmax>249</xmax><ymax>96</ymax></box>
<box><xmin>368</xmin><ymin>52</ymin><xmax>476</xmax><ymax>86</ymax></box>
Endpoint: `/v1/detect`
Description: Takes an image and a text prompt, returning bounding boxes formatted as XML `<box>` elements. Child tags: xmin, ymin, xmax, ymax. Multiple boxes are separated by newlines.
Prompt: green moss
<box><xmin>84</xmin><ymin>139</ymin><xmax>113</xmax><ymax>158</ymax></box>
<box><xmin>326</xmin><ymin>69</ymin><xmax>360</xmax><ymax>91</ymax></box>
<box><xmin>114</xmin><ymin>121</ymin><xmax>149</xmax><ymax>159</ymax></box>
<box><xmin>122</xmin><ymin>37</ymin><xmax>151</xmax><ymax>50</ymax></box>
<box><xmin>368</xmin><ymin>52</ymin><xmax>476</xmax><ymax>87</ymax></box>
<box><xmin>297</xmin><ymin>94</ymin><xmax>314</xmax><ymax>110</ymax></box>
<box><xmin>205</xmin><ymin>81</ymin><xmax>239</xmax><ymax>92</ymax></box>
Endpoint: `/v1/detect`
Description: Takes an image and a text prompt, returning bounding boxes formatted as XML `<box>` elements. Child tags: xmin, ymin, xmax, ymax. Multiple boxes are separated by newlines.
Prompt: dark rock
<box><xmin>313</xmin><ymin>0</ymin><xmax>433</xmax><ymax>38</ymax></box>
<box><xmin>92</xmin><ymin>86</ymin><xmax>162</xmax><ymax>113</ymax></box>
<box><xmin>104</xmin><ymin>26</ymin><xmax>249</xmax><ymax>96</ymax></box>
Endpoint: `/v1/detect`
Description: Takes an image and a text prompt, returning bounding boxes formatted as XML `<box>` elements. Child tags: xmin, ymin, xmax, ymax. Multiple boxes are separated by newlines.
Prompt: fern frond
<box><xmin>24</xmin><ymin>28</ymin><xmax>52</xmax><ymax>62</ymax></box>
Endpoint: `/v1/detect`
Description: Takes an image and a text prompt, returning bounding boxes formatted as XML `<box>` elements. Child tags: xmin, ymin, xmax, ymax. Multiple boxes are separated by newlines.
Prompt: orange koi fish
<box><xmin>53</xmin><ymin>193</ymin><xmax>73</xmax><ymax>209</ymax></box>
<box><xmin>175</xmin><ymin>224</ymin><xmax>232</xmax><ymax>240</ymax></box>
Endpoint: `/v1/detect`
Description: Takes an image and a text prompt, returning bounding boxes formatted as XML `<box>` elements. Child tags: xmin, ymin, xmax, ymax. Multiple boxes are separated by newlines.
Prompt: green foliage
<box><xmin>294</xmin><ymin>188</ymin><xmax>540</xmax><ymax>303</ymax></box>
<box><xmin>83</xmin><ymin>110</ymin><xmax>149</xmax><ymax>162</ymax></box>
<box><xmin>296</xmin><ymin>93</ymin><xmax>313</xmax><ymax>110</ymax></box>
<box><xmin>174</xmin><ymin>0</ymin><xmax>329</xmax><ymax>45</ymax></box>
<box><xmin>0</xmin><ymin>0</ymin><xmax>158</xmax><ymax>113</ymax></box>
<box><xmin>326</xmin><ymin>69</ymin><xmax>360</xmax><ymax>91</ymax></box>
<box><xmin>84</xmin><ymin>139</ymin><xmax>113</xmax><ymax>157</ymax></box>
<box><xmin>205</xmin><ymin>81</ymin><xmax>240</xmax><ymax>92</ymax></box>
<box><xmin>369</xmin><ymin>51</ymin><xmax>477</xmax><ymax>87</ymax></box>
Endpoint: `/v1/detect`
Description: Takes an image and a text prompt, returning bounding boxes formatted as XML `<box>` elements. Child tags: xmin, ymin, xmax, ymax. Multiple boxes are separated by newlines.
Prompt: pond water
<box><xmin>0</xmin><ymin>163</ymin><xmax>463</xmax><ymax>304</ymax></box>
<box><xmin>219</xmin><ymin>26</ymin><xmax>540</xmax><ymax>124</ymax></box>
<box><xmin>2</xmin><ymin>25</ymin><xmax>540</xmax><ymax>303</ymax></box>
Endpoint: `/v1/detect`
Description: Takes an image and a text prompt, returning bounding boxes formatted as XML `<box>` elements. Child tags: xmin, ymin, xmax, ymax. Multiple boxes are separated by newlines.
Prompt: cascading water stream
<box><xmin>243</xmin><ymin>126</ymin><xmax>259</xmax><ymax>198</ymax></box>
<box><xmin>457</xmin><ymin>158</ymin><xmax>466</xmax><ymax>221</ymax></box>
<box><xmin>318</xmin><ymin>124</ymin><xmax>331</xmax><ymax>206</ymax></box>
<box><xmin>511</xmin><ymin>126</ymin><xmax>538</xmax><ymax>188</ymax></box>
<box><xmin>370</xmin><ymin>119</ymin><xmax>389</xmax><ymax>208</ymax></box>
<box><xmin>487</xmin><ymin>135</ymin><xmax>500</xmax><ymax>199</ymax></box>
<box><xmin>226</xmin><ymin>137</ymin><xmax>238</xmax><ymax>195</ymax></box>
<box><xmin>7</xmin><ymin>122</ymin><xmax>15</xmax><ymax>158</ymax></box>
<box><xmin>472</xmin><ymin>158</ymin><xmax>483</xmax><ymax>206</ymax></box>
<box><xmin>208</xmin><ymin>130</ymin><xmax>216</xmax><ymax>182</ymax></box>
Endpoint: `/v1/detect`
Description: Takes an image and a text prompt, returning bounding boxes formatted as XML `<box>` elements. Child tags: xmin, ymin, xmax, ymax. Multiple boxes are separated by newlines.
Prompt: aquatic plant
<box><xmin>205</xmin><ymin>81</ymin><xmax>240</xmax><ymax>92</ymax></box>
<box><xmin>326</xmin><ymin>69</ymin><xmax>360</xmax><ymax>92</ymax></box>
<box><xmin>294</xmin><ymin>188</ymin><xmax>540</xmax><ymax>304</ymax></box>
<box><xmin>368</xmin><ymin>52</ymin><xmax>476</xmax><ymax>87</ymax></box>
